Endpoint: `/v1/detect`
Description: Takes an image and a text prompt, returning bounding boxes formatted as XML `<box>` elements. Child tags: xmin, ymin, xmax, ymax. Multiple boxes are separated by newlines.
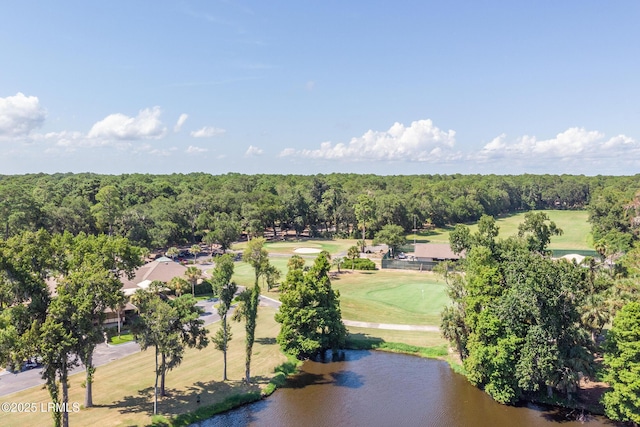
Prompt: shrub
<box><xmin>194</xmin><ymin>279</ymin><xmax>213</xmax><ymax>295</ymax></box>
<box><xmin>342</xmin><ymin>258</ymin><xmax>376</xmax><ymax>270</ymax></box>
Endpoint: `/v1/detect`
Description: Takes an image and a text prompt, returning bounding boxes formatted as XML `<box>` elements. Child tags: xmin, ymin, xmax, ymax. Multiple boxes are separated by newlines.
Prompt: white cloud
<box><xmin>174</xmin><ymin>113</ymin><xmax>189</xmax><ymax>132</ymax></box>
<box><xmin>88</xmin><ymin>106</ymin><xmax>167</xmax><ymax>140</ymax></box>
<box><xmin>245</xmin><ymin>145</ymin><xmax>264</xmax><ymax>157</ymax></box>
<box><xmin>190</xmin><ymin>126</ymin><xmax>226</xmax><ymax>138</ymax></box>
<box><xmin>186</xmin><ymin>145</ymin><xmax>208</xmax><ymax>154</ymax></box>
<box><xmin>477</xmin><ymin>127</ymin><xmax>639</xmax><ymax>162</ymax></box>
<box><xmin>148</xmin><ymin>148</ymin><xmax>177</xmax><ymax>156</ymax></box>
<box><xmin>0</xmin><ymin>92</ymin><xmax>46</xmax><ymax>137</ymax></box>
<box><xmin>280</xmin><ymin>119</ymin><xmax>458</xmax><ymax>162</ymax></box>
<box><xmin>34</xmin><ymin>131</ymin><xmax>99</xmax><ymax>151</ymax></box>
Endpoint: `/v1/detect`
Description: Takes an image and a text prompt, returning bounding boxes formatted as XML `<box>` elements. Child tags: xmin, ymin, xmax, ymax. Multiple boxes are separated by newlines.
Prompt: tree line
<box><xmin>4</xmin><ymin>172</ymin><xmax>639</xmax><ymax>250</ymax></box>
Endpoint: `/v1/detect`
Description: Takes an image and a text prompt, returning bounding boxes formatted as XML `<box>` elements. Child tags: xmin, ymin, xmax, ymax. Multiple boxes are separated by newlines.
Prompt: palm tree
<box><xmin>332</xmin><ymin>256</ymin><xmax>343</xmax><ymax>274</ymax></box>
<box><xmin>580</xmin><ymin>293</ymin><xmax>609</xmax><ymax>344</ymax></box>
<box><xmin>169</xmin><ymin>276</ymin><xmax>189</xmax><ymax>297</ymax></box>
<box><xmin>347</xmin><ymin>246</ymin><xmax>360</xmax><ymax>271</ymax></box>
<box><xmin>140</xmin><ymin>247</ymin><xmax>150</xmax><ymax>263</ymax></box>
<box><xmin>264</xmin><ymin>264</ymin><xmax>281</xmax><ymax>291</ymax></box>
<box><xmin>184</xmin><ymin>266</ymin><xmax>202</xmax><ymax>296</ymax></box>
<box><xmin>166</xmin><ymin>246</ymin><xmax>179</xmax><ymax>261</ymax></box>
<box><xmin>190</xmin><ymin>244</ymin><xmax>200</xmax><ymax>265</ymax></box>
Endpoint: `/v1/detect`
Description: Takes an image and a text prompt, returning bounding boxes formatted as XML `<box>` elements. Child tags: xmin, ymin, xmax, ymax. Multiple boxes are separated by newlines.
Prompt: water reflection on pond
<box><xmin>199</xmin><ymin>350</ymin><xmax>616</xmax><ymax>427</ymax></box>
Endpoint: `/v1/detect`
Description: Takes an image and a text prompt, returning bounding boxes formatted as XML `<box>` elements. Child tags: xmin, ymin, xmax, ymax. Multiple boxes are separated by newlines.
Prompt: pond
<box><xmin>197</xmin><ymin>350</ymin><xmax>616</xmax><ymax>427</ymax></box>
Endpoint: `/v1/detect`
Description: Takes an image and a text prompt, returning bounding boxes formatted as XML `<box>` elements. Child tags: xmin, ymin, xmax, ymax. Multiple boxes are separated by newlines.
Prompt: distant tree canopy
<box><xmin>2</xmin><ymin>172</ymin><xmax>637</xmax><ymax>250</ymax></box>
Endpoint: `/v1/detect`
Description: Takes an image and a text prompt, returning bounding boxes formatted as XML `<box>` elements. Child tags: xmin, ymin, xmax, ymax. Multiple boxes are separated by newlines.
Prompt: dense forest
<box><xmin>2</xmin><ymin>172</ymin><xmax>640</xmax><ymax>254</ymax></box>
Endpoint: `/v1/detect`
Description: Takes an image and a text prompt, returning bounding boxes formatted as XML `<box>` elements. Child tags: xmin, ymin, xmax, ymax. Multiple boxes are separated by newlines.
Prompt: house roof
<box><xmin>121</xmin><ymin>258</ymin><xmax>188</xmax><ymax>293</ymax></box>
<box><xmin>413</xmin><ymin>243</ymin><xmax>462</xmax><ymax>260</ymax></box>
<box><xmin>46</xmin><ymin>258</ymin><xmax>189</xmax><ymax>299</ymax></box>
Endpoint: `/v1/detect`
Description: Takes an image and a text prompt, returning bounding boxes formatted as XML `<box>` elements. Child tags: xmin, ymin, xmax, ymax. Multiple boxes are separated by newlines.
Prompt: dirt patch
<box><xmin>577</xmin><ymin>377</ymin><xmax>609</xmax><ymax>411</ymax></box>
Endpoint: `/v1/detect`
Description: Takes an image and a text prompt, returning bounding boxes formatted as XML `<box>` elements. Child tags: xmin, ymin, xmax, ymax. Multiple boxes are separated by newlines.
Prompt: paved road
<box><xmin>0</xmin><ymin>294</ymin><xmax>439</xmax><ymax>397</ymax></box>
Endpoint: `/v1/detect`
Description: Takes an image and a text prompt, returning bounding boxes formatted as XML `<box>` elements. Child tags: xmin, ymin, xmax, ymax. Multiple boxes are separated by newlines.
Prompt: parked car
<box><xmin>397</xmin><ymin>252</ymin><xmax>407</xmax><ymax>259</ymax></box>
<box><xmin>23</xmin><ymin>359</ymin><xmax>40</xmax><ymax>370</ymax></box>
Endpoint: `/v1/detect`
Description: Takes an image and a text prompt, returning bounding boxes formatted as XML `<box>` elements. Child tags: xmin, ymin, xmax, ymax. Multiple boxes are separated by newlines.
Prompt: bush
<box><xmin>342</xmin><ymin>258</ymin><xmax>376</xmax><ymax>270</ymax></box>
<box><xmin>194</xmin><ymin>279</ymin><xmax>213</xmax><ymax>296</ymax></box>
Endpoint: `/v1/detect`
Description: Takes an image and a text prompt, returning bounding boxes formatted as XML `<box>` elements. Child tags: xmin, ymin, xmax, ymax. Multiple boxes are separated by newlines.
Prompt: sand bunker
<box><xmin>293</xmin><ymin>247</ymin><xmax>323</xmax><ymax>254</ymax></box>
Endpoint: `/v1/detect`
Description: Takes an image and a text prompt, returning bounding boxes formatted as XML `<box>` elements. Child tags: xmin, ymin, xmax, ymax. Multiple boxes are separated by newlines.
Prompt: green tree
<box><xmin>234</xmin><ymin>237</ymin><xmax>270</xmax><ymax>383</ymax></box>
<box><xmin>373</xmin><ymin>224</ymin><xmax>407</xmax><ymax>257</ymax></box>
<box><xmin>602</xmin><ymin>301</ymin><xmax>640</xmax><ymax>424</ymax></box>
<box><xmin>231</xmin><ymin>286</ymin><xmax>260</xmax><ymax>383</ymax></box>
<box><xmin>91</xmin><ymin>185</ymin><xmax>123</xmax><ymax>236</ymax></box>
<box><xmin>205</xmin><ymin>214</ymin><xmax>241</xmax><ymax>252</ymax></box>
<box><xmin>184</xmin><ymin>265</ymin><xmax>202</xmax><ymax>296</ymax></box>
<box><xmin>40</xmin><ymin>232</ymin><xmax>141</xmax><ymax>409</ymax></box>
<box><xmin>331</xmin><ymin>256</ymin><xmax>343</xmax><ymax>274</ymax></box>
<box><xmin>275</xmin><ymin>252</ymin><xmax>346</xmax><ymax>359</ymax></box>
<box><xmin>263</xmin><ymin>263</ymin><xmax>281</xmax><ymax>291</ymax></box>
<box><xmin>517</xmin><ymin>211</ymin><xmax>563</xmax><ymax>254</ymax></box>
<box><xmin>210</xmin><ymin>254</ymin><xmax>237</xmax><ymax>380</ymax></box>
<box><xmin>190</xmin><ymin>244</ymin><xmax>201</xmax><ymax>264</ymax></box>
<box><xmin>442</xmin><ymin>216</ymin><xmax>594</xmax><ymax>405</ymax></box>
<box><xmin>354</xmin><ymin>193</ymin><xmax>375</xmax><ymax>251</ymax></box>
<box><xmin>39</xmin><ymin>295</ymin><xmax>78</xmax><ymax>427</ymax></box>
<box><xmin>131</xmin><ymin>291</ymin><xmax>208</xmax><ymax>412</ymax></box>
<box><xmin>131</xmin><ymin>291</ymin><xmax>179</xmax><ymax>414</ymax></box>
<box><xmin>166</xmin><ymin>246</ymin><xmax>179</xmax><ymax>261</ymax></box>
<box><xmin>168</xmin><ymin>276</ymin><xmax>189</xmax><ymax>297</ymax></box>
<box><xmin>347</xmin><ymin>245</ymin><xmax>360</xmax><ymax>271</ymax></box>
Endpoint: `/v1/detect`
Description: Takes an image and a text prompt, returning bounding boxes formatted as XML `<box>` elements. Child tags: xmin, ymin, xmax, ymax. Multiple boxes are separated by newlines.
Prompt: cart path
<box><xmin>259</xmin><ymin>295</ymin><xmax>441</xmax><ymax>332</ymax></box>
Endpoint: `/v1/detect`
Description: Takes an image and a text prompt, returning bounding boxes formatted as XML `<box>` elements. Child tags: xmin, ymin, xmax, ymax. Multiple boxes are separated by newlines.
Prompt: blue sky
<box><xmin>1</xmin><ymin>1</ymin><xmax>639</xmax><ymax>175</ymax></box>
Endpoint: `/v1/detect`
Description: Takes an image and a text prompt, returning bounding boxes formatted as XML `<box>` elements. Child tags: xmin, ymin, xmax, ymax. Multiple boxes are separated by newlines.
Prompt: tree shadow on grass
<box><xmin>255</xmin><ymin>337</ymin><xmax>276</xmax><ymax>345</ymax></box>
<box><xmin>105</xmin><ymin>379</ymin><xmax>263</xmax><ymax>418</ymax></box>
<box><xmin>346</xmin><ymin>333</ymin><xmax>385</xmax><ymax>350</ymax></box>
<box><xmin>97</xmin><ymin>386</ymin><xmax>155</xmax><ymax>416</ymax></box>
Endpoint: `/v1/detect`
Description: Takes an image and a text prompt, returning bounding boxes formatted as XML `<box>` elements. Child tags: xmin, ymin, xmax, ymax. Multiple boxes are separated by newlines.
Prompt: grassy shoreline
<box><xmin>153</xmin><ymin>355</ymin><xmax>303</xmax><ymax>427</ymax></box>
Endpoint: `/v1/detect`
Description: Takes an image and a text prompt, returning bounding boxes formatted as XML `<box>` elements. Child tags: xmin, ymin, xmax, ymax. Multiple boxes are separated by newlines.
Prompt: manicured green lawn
<box><xmin>346</xmin><ymin>327</ymin><xmax>447</xmax><ymax>348</ymax></box>
<box><xmin>406</xmin><ymin>210</ymin><xmax>592</xmax><ymax>250</ymax></box>
<box><xmin>109</xmin><ymin>332</ymin><xmax>135</xmax><ymax>345</ymax></box>
<box><xmin>332</xmin><ymin>270</ymin><xmax>448</xmax><ymax>326</ymax></box>
<box><xmin>230</xmin><ymin>243</ymin><xmax>449</xmax><ymax>327</ymax></box>
<box><xmin>229</xmin><ymin>257</ymin><xmax>291</xmax><ymax>288</ymax></box>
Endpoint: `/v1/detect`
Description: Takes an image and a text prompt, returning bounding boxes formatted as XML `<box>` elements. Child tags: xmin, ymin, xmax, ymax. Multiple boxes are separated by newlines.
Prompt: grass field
<box><xmin>406</xmin><ymin>210</ymin><xmax>592</xmax><ymax>250</ymax></box>
<box><xmin>229</xmin><ymin>253</ymin><xmax>448</xmax><ymax>327</ymax></box>
<box><xmin>346</xmin><ymin>327</ymin><xmax>447</xmax><ymax>348</ymax></box>
<box><xmin>331</xmin><ymin>270</ymin><xmax>448</xmax><ymax>326</ymax></box>
<box><xmin>0</xmin><ymin>306</ymin><xmax>286</xmax><ymax>427</ymax></box>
